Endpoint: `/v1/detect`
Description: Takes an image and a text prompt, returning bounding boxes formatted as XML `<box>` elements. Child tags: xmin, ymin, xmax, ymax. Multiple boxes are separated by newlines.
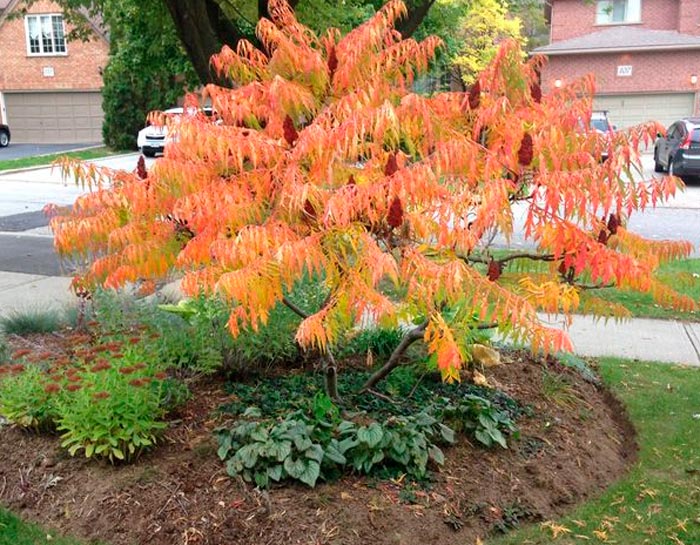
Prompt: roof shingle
<box><xmin>534</xmin><ymin>26</ymin><xmax>700</xmax><ymax>55</ymax></box>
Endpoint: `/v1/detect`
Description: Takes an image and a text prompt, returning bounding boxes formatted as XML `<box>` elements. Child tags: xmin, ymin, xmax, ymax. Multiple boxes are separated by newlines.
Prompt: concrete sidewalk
<box><xmin>0</xmin><ymin>270</ymin><xmax>698</xmax><ymax>366</ymax></box>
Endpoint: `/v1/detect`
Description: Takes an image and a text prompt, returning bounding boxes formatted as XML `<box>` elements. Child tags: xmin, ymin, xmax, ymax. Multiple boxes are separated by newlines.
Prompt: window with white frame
<box><xmin>596</xmin><ymin>0</ymin><xmax>641</xmax><ymax>24</ymax></box>
<box><xmin>25</xmin><ymin>14</ymin><xmax>67</xmax><ymax>55</ymax></box>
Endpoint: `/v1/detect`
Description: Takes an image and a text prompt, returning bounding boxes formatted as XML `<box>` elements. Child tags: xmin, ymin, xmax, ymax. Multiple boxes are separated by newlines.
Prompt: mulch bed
<box><xmin>0</xmin><ymin>335</ymin><xmax>637</xmax><ymax>545</ymax></box>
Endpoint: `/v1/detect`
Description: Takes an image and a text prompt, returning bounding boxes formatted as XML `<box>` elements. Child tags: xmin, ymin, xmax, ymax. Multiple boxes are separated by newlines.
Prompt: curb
<box><xmin>0</xmin><ymin>148</ymin><xmax>138</xmax><ymax>176</ymax></box>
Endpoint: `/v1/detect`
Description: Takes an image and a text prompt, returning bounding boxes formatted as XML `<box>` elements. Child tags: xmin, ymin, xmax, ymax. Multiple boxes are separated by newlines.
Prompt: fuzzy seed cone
<box><xmin>597</xmin><ymin>229</ymin><xmax>608</xmax><ymax>245</ymax></box>
<box><xmin>486</xmin><ymin>259</ymin><xmax>502</xmax><ymax>281</ymax></box>
<box><xmin>468</xmin><ymin>80</ymin><xmax>481</xmax><ymax>110</ymax></box>
<box><xmin>303</xmin><ymin>199</ymin><xmax>316</xmax><ymax>220</ymax></box>
<box><xmin>530</xmin><ymin>82</ymin><xmax>542</xmax><ymax>103</ymax></box>
<box><xmin>327</xmin><ymin>46</ymin><xmax>338</xmax><ymax>76</ymax></box>
<box><xmin>283</xmin><ymin>115</ymin><xmax>298</xmax><ymax>146</ymax></box>
<box><xmin>387</xmin><ymin>196</ymin><xmax>404</xmax><ymax>228</ymax></box>
<box><xmin>518</xmin><ymin>133</ymin><xmax>534</xmax><ymax>166</ymax></box>
<box><xmin>347</xmin><ymin>174</ymin><xmax>356</xmax><ymax>186</ymax></box>
<box><xmin>136</xmin><ymin>156</ymin><xmax>148</xmax><ymax>180</ymax></box>
<box><xmin>607</xmin><ymin>213</ymin><xmax>619</xmax><ymax>235</ymax></box>
<box><xmin>384</xmin><ymin>152</ymin><xmax>399</xmax><ymax>176</ymax></box>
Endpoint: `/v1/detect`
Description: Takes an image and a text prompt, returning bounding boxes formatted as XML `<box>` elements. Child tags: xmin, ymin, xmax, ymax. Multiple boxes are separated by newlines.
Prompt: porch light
<box><xmin>554</xmin><ymin>78</ymin><xmax>562</xmax><ymax>88</ymax></box>
<box><xmin>691</xmin><ymin>74</ymin><xmax>698</xmax><ymax>86</ymax></box>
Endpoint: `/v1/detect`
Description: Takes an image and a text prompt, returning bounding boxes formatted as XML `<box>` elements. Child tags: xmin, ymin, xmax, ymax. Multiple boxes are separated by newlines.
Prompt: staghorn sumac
<box><xmin>51</xmin><ymin>0</ymin><xmax>694</xmax><ymax>397</ymax></box>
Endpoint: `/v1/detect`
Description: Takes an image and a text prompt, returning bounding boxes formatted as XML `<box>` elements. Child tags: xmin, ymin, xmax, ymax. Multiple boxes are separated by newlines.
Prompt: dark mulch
<box><xmin>0</xmin><ymin>337</ymin><xmax>637</xmax><ymax>545</ymax></box>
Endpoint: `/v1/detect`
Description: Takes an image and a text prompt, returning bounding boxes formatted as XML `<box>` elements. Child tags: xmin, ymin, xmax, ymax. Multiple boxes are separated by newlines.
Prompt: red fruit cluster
<box><xmin>384</xmin><ymin>152</ymin><xmax>399</xmax><ymax>177</ymax></box>
<box><xmin>487</xmin><ymin>259</ymin><xmax>502</xmax><ymax>281</ymax></box>
<box><xmin>136</xmin><ymin>156</ymin><xmax>148</xmax><ymax>180</ymax></box>
<box><xmin>468</xmin><ymin>80</ymin><xmax>481</xmax><ymax>110</ymax></box>
<box><xmin>283</xmin><ymin>115</ymin><xmax>298</xmax><ymax>146</ymax></box>
<box><xmin>530</xmin><ymin>82</ymin><xmax>542</xmax><ymax>103</ymax></box>
<box><xmin>303</xmin><ymin>199</ymin><xmax>317</xmax><ymax>221</ymax></box>
<box><xmin>327</xmin><ymin>46</ymin><xmax>338</xmax><ymax>76</ymax></box>
<box><xmin>518</xmin><ymin>133</ymin><xmax>534</xmax><ymax>166</ymax></box>
<box><xmin>607</xmin><ymin>213</ymin><xmax>619</xmax><ymax>235</ymax></box>
<box><xmin>387</xmin><ymin>196</ymin><xmax>404</xmax><ymax>228</ymax></box>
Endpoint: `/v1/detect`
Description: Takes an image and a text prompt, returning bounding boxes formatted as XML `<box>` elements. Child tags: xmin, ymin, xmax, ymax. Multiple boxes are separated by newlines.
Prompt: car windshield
<box><xmin>691</xmin><ymin>128</ymin><xmax>700</xmax><ymax>143</ymax></box>
<box><xmin>590</xmin><ymin>118</ymin><xmax>610</xmax><ymax>132</ymax></box>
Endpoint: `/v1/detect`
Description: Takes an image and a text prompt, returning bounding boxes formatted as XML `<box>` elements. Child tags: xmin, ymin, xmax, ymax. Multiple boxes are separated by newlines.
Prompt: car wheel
<box><xmin>0</xmin><ymin>129</ymin><xmax>9</xmax><ymax>148</ymax></box>
<box><xmin>653</xmin><ymin>148</ymin><xmax>664</xmax><ymax>172</ymax></box>
<box><xmin>142</xmin><ymin>148</ymin><xmax>156</xmax><ymax>158</ymax></box>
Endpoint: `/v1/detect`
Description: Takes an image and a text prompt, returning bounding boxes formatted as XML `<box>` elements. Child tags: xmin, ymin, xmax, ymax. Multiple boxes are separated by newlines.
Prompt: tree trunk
<box><xmin>162</xmin><ymin>0</ymin><xmax>246</xmax><ymax>85</ymax></box>
<box><xmin>396</xmin><ymin>0</ymin><xmax>436</xmax><ymax>39</ymax></box>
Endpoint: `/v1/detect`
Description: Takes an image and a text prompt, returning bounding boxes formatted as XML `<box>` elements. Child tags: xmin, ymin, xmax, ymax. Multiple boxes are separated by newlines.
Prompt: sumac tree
<box><xmin>52</xmin><ymin>0</ymin><xmax>694</xmax><ymax>399</ymax></box>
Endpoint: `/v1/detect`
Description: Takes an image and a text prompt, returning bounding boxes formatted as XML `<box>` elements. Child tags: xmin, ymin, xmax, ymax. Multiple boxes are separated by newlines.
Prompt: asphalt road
<box><xmin>0</xmin><ymin>143</ymin><xmax>101</xmax><ymax>161</ymax></box>
<box><xmin>0</xmin><ymin>233</ymin><xmax>68</xmax><ymax>276</ymax></box>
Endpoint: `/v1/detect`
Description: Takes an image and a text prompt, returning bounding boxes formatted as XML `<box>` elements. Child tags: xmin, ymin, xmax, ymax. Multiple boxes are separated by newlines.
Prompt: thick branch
<box><xmin>282</xmin><ymin>295</ymin><xmax>310</xmax><ymax>319</ymax></box>
<box><xmin>462</xmin><ymin>252</ymin><xmax>556</xmax><ymax>265</ymax></box>
<box><xmin>360</xmin><ymin>321</ymin><xmax>428</xmax><ymax>392</ymax></box>
<box><xmin>395</xmin><ymin>0</ymin><xmax>436</xmax><ymax>38</ymax></box>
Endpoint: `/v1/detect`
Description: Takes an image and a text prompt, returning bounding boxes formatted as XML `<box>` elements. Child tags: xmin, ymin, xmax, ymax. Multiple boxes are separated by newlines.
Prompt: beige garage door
<box><xmin>4</xmin><ymin>91</ymin><xmax>103</xmax><ymax>144</ymax></box>
<box><xmin>593</xmin><ymin>93</ymin><xmax>695</xmax><ymax>131</ymax></box>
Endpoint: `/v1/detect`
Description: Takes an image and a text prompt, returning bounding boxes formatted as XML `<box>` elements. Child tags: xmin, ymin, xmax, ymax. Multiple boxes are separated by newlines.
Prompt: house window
<box><xmin>25</xmin><ymin>14</ymin><xmax>67</xmax><ymax>55</ymax></box>
<box><xmin>596</xmin><ymin>0</ymin><xmax>641</xmax><ymax>24</ymax></box>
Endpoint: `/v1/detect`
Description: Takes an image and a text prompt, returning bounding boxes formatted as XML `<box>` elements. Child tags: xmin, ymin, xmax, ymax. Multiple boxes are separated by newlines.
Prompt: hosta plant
<box><xmin>51</xmin><ymin>0</ymin><xmax>695</xmax><ymax>401</ymax></box>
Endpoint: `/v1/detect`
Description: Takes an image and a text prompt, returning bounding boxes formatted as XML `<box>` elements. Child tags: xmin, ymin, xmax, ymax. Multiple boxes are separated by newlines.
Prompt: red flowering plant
<box><xmin>50</xmin><ymin>0</ymin><xmax>693</xmax><ymax>402</ymax></box>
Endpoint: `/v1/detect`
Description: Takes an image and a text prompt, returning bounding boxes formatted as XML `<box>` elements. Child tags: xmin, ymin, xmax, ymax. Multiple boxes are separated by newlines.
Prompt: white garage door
<box><xmin>3</xmin><ymin>91</ymin><xmax>103</xmax><ymax>144</ymax></box>
<box><xmin>593</xmin><ymin>93</ymin><xmax>695</xmax><ymax>131</ymax></box>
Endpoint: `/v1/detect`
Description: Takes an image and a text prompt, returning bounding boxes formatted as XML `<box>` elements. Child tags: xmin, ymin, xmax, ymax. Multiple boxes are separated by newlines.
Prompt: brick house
<box><xmin>0</xmin><ymin>0</ymin><xmax>108</xmax><ymax>143</ymax></box>
<box><xmin>534</xmin><ymin>0</ymin><xmax>700</xmax><ymax>129</ymax></box>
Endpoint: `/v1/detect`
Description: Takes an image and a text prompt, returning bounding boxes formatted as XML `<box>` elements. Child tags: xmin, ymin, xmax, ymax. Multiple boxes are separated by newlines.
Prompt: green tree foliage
<box><xmin>100</xmin><ymin>2</ymin><xmax>198</xmax><ymax>150</ymax></box>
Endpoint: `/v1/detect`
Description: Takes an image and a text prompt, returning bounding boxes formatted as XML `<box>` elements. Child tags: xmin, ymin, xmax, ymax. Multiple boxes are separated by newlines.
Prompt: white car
<box><xmin>137</xmin><ymin>107</ymin><xmax>213</xmax><ymax>157</ymax></box>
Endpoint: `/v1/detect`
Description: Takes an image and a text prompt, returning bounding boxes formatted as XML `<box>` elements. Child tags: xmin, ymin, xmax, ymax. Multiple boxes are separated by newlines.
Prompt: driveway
<box><xmin>0</xmin><ymin>143</ymin><xmax>102</xmax><ymax>161</ymax></box>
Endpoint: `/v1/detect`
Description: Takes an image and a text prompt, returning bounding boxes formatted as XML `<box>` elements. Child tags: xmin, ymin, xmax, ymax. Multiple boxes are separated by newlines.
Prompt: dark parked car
<box><xmin>654</xmin><ymin>117</ymin><xmax>700</xmax><ymax>179</ymax></box>
<box><xmin>0</xmin><ymin>124</ymin><xmax>9</xmax><ymax>147</ymax></box>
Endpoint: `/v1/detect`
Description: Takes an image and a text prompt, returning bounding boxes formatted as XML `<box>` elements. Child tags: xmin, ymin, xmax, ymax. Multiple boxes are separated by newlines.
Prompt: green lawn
<box><xmin>587</xmin><ymin>258</ymin><xmax>700</xmax><ymax>321</ymax></box>
<box><xmin>489</xmin><ymin>357</ymin><xmax>700</xmax><ymax>545</ymax></box>
<box><xmin>0</xmin><ymin>509</ymin><xmax>84</xmax><ymax>545</ymax></box>
<box><xmin>0</xmin><ymin>147</ymin><xmax>124</xmax><ymax>172</ymax></box>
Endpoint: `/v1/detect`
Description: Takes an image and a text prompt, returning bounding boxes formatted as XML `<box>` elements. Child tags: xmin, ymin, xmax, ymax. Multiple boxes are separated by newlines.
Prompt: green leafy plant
<box><xmin>337</xmin><ymin>327</ymin><xmax>404</xmax><ymax>361</ymax></box>
<box><xmin>56</xmin><ymin>368</ymin><xmax>176</xmax><ymax>462</ymax></box>
<box><xmin>0</xmin><ymin>364</ymin><xmax>59</xmax><ymax>430</ymax></box>
<box><xmin>438</xmin><ymin>394</ymin><xmax>517</xmax><ymax>448</ymax></box>
<box><xmin>217</xmin><ymin>393</ymin><xmax>454</xmax><ymax>488</ymax></box>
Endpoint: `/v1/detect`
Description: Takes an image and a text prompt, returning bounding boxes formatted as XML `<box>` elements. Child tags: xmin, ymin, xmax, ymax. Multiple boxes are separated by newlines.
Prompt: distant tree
<box><xmin>451</xmin><ymin>0</ymin><xmax>524</xmax><ymax>88</ymax></box>
<box><xmin>52</xmin><ymin>0</ymin><xmax>693</xmax><ymax>399</ymax></box>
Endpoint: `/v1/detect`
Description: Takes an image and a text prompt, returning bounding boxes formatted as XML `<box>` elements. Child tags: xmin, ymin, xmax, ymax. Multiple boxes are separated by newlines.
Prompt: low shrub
<box><xmin>0</xmin><ymin>308</ymin><xmax>65</xmax><ymax>335</ymax></box>
<box><xmin>0</xmin><ymin>328</ymin><xmax>189</xmax><ymax>461</ymax></box>
<box><xmin>0</xmin><ymin>364</ymin><xmax>59</xmax><ymax>430</ymax></box>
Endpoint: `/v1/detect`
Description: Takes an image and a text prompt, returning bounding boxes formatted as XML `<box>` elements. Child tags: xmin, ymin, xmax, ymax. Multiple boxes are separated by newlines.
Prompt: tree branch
<box><xmin>282</xmin><ymin>295</ymin><xmax>310</xmax><ymax>319</ymax></box>
<box><xmin>360</xmin><ymin>321</ymin><xmax>428</xmax><ymax>392</ymax></box>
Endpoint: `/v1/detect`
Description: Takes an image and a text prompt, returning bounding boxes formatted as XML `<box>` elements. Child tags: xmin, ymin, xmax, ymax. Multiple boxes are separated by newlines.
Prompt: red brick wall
<box><xmin>551</xmin><ymin>0</ymin><xmax>681</xmax><ymax>42</ymax></box>
<box><xmin>678</xmin><ymin>0</ymin><xmax>700</xmax><ymax>35</ymax></box>
<box><xmin>0</xmin><ymin>0</ymin><xmax>107</xmax><ymax>91</ymax></box>
<box><xmin>541</xmin><ymin>50</ymin><xmax>700</xmax><ymax>96</ymax></box>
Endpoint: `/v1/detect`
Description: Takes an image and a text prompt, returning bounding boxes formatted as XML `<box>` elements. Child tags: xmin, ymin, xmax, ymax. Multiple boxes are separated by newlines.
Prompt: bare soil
<box><xmin>0</xmin><ymin>335</ymin><xmax>637</xmax><ymax>545</ymax></box>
